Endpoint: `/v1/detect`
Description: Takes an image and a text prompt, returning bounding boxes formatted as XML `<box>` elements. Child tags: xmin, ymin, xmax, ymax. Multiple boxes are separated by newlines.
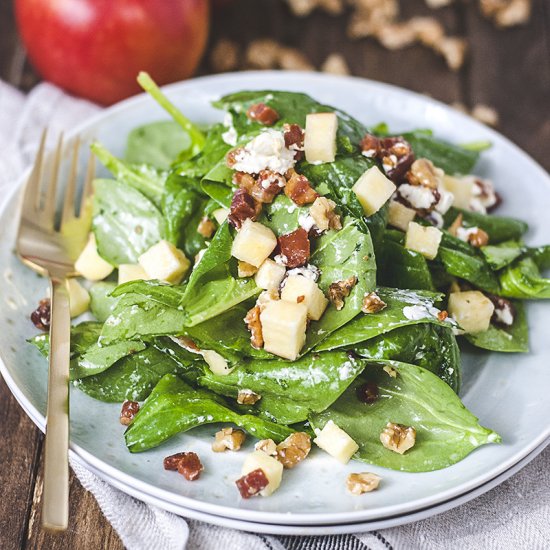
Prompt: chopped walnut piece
<box><xmin>253</xmin><ymin>170</ymin><xmax>286</xmax><ymax>203</ymax></box>
<box><xmin>238</xmin><ymin>261</ymin><xmax>258</xmax><ymax>278</ymax></box>
<box><xmin>437</xmin><ymin>310</ymin><xmax>449</xmax><ymax>322</ymax></box>
<box><xmin>276</xmin><ymin>432</ymin><xmax>312</xmax><ymax>469</ymax></box>
<box><xmin>463</xmin><ymin>227</ymin><xmax>490</xmax><ymax>248</ymax></box>
<box><xmin>380</xmin><ymin>137</ymin><xmax>415</xmax><ymax>182</ymax></box>
<box><xmin>210</xmin><ymin>38</ymin><xmax>240</xmax><ymax>73</ymax></box>
<box><xmin>407</xmin><ymin>158</ymin><xmax>440</xmax><ymax>189</ymax></box>
<box><xmin>278</xmin><ymin>228</ymin><xmax>311</xmax><ymax>268</ymax></box>
<box><xmin>286</xmin><ymin>0</ymin><xmax>344</xmax><ymax>17</ymax></box>
<box><xmin>425</xmin><ymin>0</ymin><xmax>454</xmax><ymax>7</ymax></box>
<box><xmin>347</xmin><ymin>0</ymin><xmax>399</xmax><ymax>40</ymax></box>
<box><xmin>228</xmin><ymin>189</ymin><xmax>261</xmax><ymax>229</ymax></box>
<box><xmin>380</xmin><ymin>422</ymin><xmax>416</xmax><ymax>454</ymax></box>
<box><xmin>360</xmin><ymin>133</ymin><xmax>381</xmax><ymax>158</ymax></box>
<box><xmin>245</xmin><ymin>39</ymin><xmax>280</xmax><ymax>69</ymax></box>
<box><xmin>197</xmin><ymin>216</ymin><xmax>216</xmax><ymax>238</ymax></box>
<box><xmin>164</xmin><ymin>451</ymin><xmax>204</xmax><ymax>480</ymax></box>
<box><xmin>362</xmin><ymin>292</ymin><xmax>387</xmax><ymax>314</ymax></box>
<box><xmin>471</xmin><ymin>104</ymin><xmax>500</xmax><ymax>127</ymax></box>
<box><xmin>247</xmin><ymin>103</ymin><xmax>280</xmax><ymax>126</ymax></box>
<box><xmin>346</xmin><ymin>472</ymin><xmax>381</xmax><ymax>495</ymax></box>
<box><xmin>255</xmin><ymin>439</ymin><xmax>278</xmax><ymax>456</ymax></box>
<box><xmin>480</xmin><ymin>0</ymin><xmax>531</xmax><ymax>28</ymax></box>
<box><xmin>31</xmin><ymin>298</ymin><xmax>51</xmax><ymax>330</ymax></box>
<box><xmin>383</xmin><ymin>365</ymin><xmax>398</xmax><ymax>378</ymax></box>
<box><xmin>235</xmin><ymin>468</ymin><xmax>269</xmax><ymax>499</ymax></box>
<box><xmin>120</xmin><ymin>400</ymin><xmax>140</xmax><ymax>426</ymax></box>
<box><xmin>410</xmin><ymin>16</ymin><xmax>445</xmax><ymax>46</ymax></box>
<box><xmin>212</xmin><ymin>428</ymin><xmax>246</xmax><ymax>453</ymax></box>
<box><xmin>245</xmin><ymin>305</ymin><xmax>264</xmax><ymax>349</ymax></box>
<box><xmin>329</xmin><ymin>276</ymin><xmax>358</xmax><ymax>311</ymax></box>
<box><xmin>376</xmin><ymin>22</ymin><xmax>417</xmax><ymax>50</ymax></box>
<box><xmin>225</xmin><ymin>147</ymin><xmax>244</xmax><ymax>169</ymax></box>
<box><xmin>237</xmin><ymin>389</ymin><xmax>262</xmax><ymax>405</ymax></box>
<box><xmin>284</xmin><ymin>170</ymin><xmax>319</xmax><ymax>206</ymax></box>
<box><xmin>435</xmin><ymin>37</ymin><xmax>467</xmax><ymax>71</ymax></box>
<box><xmin>233</xmin><ymin>171</ymin><xmax>256</xmax><ymax>193</ymax></box>
<box><xmin>309</xmin><ymin>197</ymin><xmax>342</xmax><ymax>232</ymax></box>
<box><xmin>321</xmin><ymin>53</ymin><xmax>351</xmax><ymax>75</ymax></box>
<box><xmin>283</xmin><ymin>123</ymin><xmax>305</xmax><ymax>155</ymax></box>
<box><xmin>279</xmin><ymin>47</ymin><xmax>315</xmax><ymax>71</ymax></box>
<box><xmin>356</xmin><ymin>381</ymin><xmax>379</xmax><ymax>404</ymax></box>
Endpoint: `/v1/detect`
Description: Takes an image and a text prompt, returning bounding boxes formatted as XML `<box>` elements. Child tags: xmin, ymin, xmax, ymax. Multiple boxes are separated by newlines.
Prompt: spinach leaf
<box><xmin>500</xmin><ymin>257</ymin><xmax>550</xmax><ymax>299</ymax></box>
<box><xmin>480</xmin><ymin>241</ymin><xmax>526</xmax><ymax>270</ymax></box>
<box><xmin>74</xmin><ymin>347</ymin><xmax>183</xmax><ymax>403</ymax></box>
<box><xmin>437</xmin><ymin>235</ymin><xmax>501</xmax><ymax>294</ymax></box>
<box><xmin>92</xmin><ymin>179</ymin><xmax>164</xmax><ymax>266</ymax></box>
<box><xmin>402</xmin><ymin>132</ymin><xmax>480</xmax><ymax>175</ymax></box>
<box><xmin>531</xmin><ymin>245</ymin><xmax>550</xmax><ymax>271</ymax></box>
<box><xmin>125</xmin><ymin>121</ymin><xmax>191</xmax><ymax>170</ymax></box>
<box><xmin>137</xmin><ymin>72</ymin><xmax>205</xmax><ymax>160</ymax></box>
<box><xmin>91</xmin><ymin>143</ymin><xmax>166</xmax><ymax>207</ymax></box>
<box><xmin>305</xmin><ymin>217</ymin><xmax>376</xmax><ymax>351</ymax></box>
<box><xmin>125</xmin><ymin>374</ymin><xmax>293</xmax><ymax>452</ymax></box>
<box><xmin>180</xmin><ymin>222</ymin><xmax>259</xmax><ymax>325</ymax></box>
<box><xmin>316</xmin><ymin>288</ymin><xmax>446</xmax><ymax>350</ymax></box>
<box><xmin>259</xmin><ymin>194</ymin><xmax>310</xmax><ymax>236</ymax></box>
<box><xmin>309</xmin><ymin>362</ymin><xmax>500</xmax><ymax>472</ymax></box>
<box><xmin>198</xmin><ymin>351</ymin><xmax>369</xmax><ymax>425</ymax></box>
<box><xmin>443</xmin><ymin>208</ymin><xmax>528</xmax><ymax>244</ymax></box>
<box><xmin>214</xmin><ymin>90</ymin><xmax>367</xmax><ymax>146</ymax></box>
<box><xmin>100</xmin><ymin>290</ymin><xmax>187</xmax><ymax>345</ymax></box>
<box><xmin>377</xmin><ymin>238</ymin><xmax>435</xmax><ymax>291</ymax></box>
<box><xmin>89</xmin><ymin>282</ymin><xmax>119</xmax><ymax>322</ymax></box>
<box><xmin>465</xmin><ymin>301</ymin><xmax>528</xmax><ymax>352</ymax></box>
<box><xmin>354</xmin><ymin>324</ymin><xmax>460</xmax><ymax>392</ymax></box>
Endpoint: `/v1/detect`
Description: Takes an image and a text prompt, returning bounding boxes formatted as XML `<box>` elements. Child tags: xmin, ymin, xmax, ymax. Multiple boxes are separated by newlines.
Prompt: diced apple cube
<box><xmin>75</xmin><ymin>233</ymin><xmax>114</xmax><ymax>281</ymax></box>
<box><xmin>202</xmin><ymin>349</ymin><xmax>235</xmax><ymax>376</ymax></box>
<box><xmin>313</xmin><ymin>420</ymin><xmax>359</xmax><ymax>464</ymax></box>
<box><xmin>255</xmin><ymin>259</ymin><xmax>286</xmax><ymax>290</ymax></box>
<box><xmin>448</xmin><ymin>291</ymin><xmax>495</xmax><ymax>333</ymax></box>
<box><xmin>66</xmin><ymin>278</ymin><xmax>90</xmax><ymax>318</ymax></box>
<box><xmin>260</xmin><ymin>300</ymin><xmax>308</xmax><ymax>360</ymax></box>
<box><xmin>212</xmin><ymin>207</ymin><xmax>229</xmax><ymax>225</ymax></box>
<box><xmin>388</xmin><ymin>200</ymin><xmax>416</xmax><ymax>231</ymax></box>
<box><xmin>138</xmin><ymin>240</ymin><xmax>190</xmax><ymax>284</ymax></box>
<box><xmin>280</xmin><ymin>274</ymin><xmax>328</xmax><ymax>321</ymax></box>
<box><xmin>231</xmin><ymin>219</ymin><xmax>277</xmax><ymax>268</ymax></box>
<box><xmin>405</xmin><ymin>222</ymin><xmax>442</xmax><ymax>260</ymax></box>
<box><xmin>304</xmin><ymin>112</ymin><xmax>338</xmax><ymax>164</ymax></box>
<box><xmin>241</xmin><ymin>450</ymin><xmax>283</xmax><ymax>496</ymax></box>
<box><xmin>352</xmin><ymin>166</ymin><xmax>397</xmax><ymax>216</ymax></box>
<box><xmin>118</xmin><ymin>264</ymin><xmax>149</xmax><ymax>285</ymax></box>
<box><xmin>443</xmin><ymin>175</ymin><xmax>473</xmax><ymax>210</ymax></box>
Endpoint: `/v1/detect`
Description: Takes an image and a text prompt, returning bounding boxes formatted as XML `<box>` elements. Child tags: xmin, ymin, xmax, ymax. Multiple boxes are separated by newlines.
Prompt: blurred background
<box><xmin>0</xmin><ymin>1</ymin><xmax>549</xmax><ymax>548</ymax></box>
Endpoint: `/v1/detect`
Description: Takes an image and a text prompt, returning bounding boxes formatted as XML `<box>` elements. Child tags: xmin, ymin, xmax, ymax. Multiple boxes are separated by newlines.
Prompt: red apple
<box><xmin>15</xmin><ymin>0</ymin><xmax>209</xmax><ymax>105</ymax></box>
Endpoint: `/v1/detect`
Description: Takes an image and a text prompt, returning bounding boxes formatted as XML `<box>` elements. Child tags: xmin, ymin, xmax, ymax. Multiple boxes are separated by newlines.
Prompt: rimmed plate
<box><xmin>1</xmin><ymin>72</ymin><xmax>549</xmax><ymax>528</ymax></box>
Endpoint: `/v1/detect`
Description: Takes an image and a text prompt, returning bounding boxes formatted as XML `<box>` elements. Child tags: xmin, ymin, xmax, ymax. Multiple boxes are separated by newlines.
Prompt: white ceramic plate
<box><xmin>1</xmin><ymin>72</ymin><xmax>549</xmax><ymax>528</ymax></box>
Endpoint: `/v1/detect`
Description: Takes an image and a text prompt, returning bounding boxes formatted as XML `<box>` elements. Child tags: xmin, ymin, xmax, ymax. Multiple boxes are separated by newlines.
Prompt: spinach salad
<box><xmin>29</xmin><ymin>74</ymin><xmax>550</xmax><ymax>498</ymax></box>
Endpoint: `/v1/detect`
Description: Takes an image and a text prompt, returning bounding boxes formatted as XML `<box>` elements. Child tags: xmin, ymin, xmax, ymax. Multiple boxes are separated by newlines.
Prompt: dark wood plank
<box><xmin>0</xmin><ymin>377</ymin><xmax>42</xmax><ymax>550</ymax></box>
<box><xmin>25</xmin><ymin>460</ymin><xmax>124</xmax><ymax>550</ymax></box>
<box><xmin>463</xmin><ymin>0</ymin><xmax>550</xmax><ymax>170</ymax></box>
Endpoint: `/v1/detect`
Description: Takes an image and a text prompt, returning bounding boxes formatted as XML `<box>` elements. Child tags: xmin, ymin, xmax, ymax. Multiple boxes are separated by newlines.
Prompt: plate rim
<box><xmin>2</xmin><ymin>70</ymin><xmax>550</xmax><ymax>526</ymax></box>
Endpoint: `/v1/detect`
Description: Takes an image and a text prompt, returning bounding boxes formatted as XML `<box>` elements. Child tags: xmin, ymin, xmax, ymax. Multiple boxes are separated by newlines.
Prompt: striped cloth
<box><xmin>2</xmin><ymin>79</ymin><xmax>549</xmax><ymax>550</ymax></box>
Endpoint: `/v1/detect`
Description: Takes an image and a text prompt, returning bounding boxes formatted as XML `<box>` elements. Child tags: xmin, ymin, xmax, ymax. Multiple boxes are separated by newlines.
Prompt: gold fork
<box><xmin>17</xmin><ymin>130</ymin><xmax>95</xmax><ymax>531</ymax></box>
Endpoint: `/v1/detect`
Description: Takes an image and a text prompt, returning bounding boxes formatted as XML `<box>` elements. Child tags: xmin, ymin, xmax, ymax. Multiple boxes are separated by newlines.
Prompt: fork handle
<box><xmin>42</xmin><ymin>277</ymin><xmax>70</xmax><ymax>531</ymax></box>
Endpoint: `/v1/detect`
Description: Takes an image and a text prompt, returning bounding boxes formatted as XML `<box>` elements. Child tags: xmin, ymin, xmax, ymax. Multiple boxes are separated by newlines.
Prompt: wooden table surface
<box><xmin>1</xmin><ymin>1</ymin><xmax>549</xmax><ymax>548</ymax></box>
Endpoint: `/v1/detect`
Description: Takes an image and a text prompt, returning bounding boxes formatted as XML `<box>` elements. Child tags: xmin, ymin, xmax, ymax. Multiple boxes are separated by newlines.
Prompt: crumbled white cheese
<box><xmin>222</xmin><ymin>113</ymin><xmax>238</xmax><ymax>146</ymax></box>
<box><xmin>273</xmin><ymin>254</ymin><xmax>288</xmax><ymax>266</ymax></box>
<box><xmin>403</xmin><ymin>304</ymin><xmax>439</xmax><ymax>320</ymax></box>
<box><xmin>232</xmin><ymin>129</ymin><xmax>296</xmax><ymax>175</ymax></box>
<box><xmin>397</xmin><ymin>184</ymin><xmax>437</xmax><ymax>210</ymax></box>
<box><xmin>298</xmin><ymin>213</ymin><xmax>316</xmax><ymax>232</ymax></box>
<box><xmin>434</xmin><ymin>187</ymin><xmax>454</xmax><ymax>214</ymax></box>
<box><xmin>286</xmin><ymin>264</ymin><xmax>320</xmax><ymax>282</ymax></box>
<box><xmin>494</xmin><ymin>303</ymin><xmax>514</xmax><ymax>326</ymax></box>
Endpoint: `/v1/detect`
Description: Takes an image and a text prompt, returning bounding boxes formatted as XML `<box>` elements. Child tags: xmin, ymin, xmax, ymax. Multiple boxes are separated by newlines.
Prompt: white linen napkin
<box><xmin>1</xmin><ymin>79</ymin><xmax>548</xmax><ymax>550</ymax></box>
